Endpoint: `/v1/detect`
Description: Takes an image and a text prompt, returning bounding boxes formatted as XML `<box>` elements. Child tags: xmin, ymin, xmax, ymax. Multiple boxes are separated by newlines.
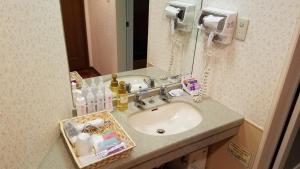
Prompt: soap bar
<box><xmin>103</xmin><ymin>138</ymin><xmax>121</xmax><ymax>148</ymax></box>
<box><xmin>90</xmin><ymin>134</ymin><xmax>104</xmax><ymax>152</ymax></box>
<box><xmin>103</xmin><ymin>131</ymin><xmax>118</xmax><ymax>140</ymax></box>
<box><xmin>98</xmin><ymin>137</ymin><xmax>121</xmax><ymax>151</ymax></box>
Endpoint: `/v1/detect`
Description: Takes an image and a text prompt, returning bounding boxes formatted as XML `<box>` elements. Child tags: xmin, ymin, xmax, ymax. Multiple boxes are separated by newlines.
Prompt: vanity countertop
<box><xmin>40</xmin><ymin>95</ymin><xmax>243</xmax><ymax>169</ymax></box>
<box><xmin>84</xmin><ymin>66</ymin><xmax>177</xmax><ymax>87</ymax></box>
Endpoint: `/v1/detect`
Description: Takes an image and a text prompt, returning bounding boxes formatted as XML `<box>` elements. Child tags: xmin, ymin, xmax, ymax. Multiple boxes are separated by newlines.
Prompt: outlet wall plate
<box><xmin>235</xmin><ymin>17</ymin><xmax>249</xmax><ymax>41</ymax></box>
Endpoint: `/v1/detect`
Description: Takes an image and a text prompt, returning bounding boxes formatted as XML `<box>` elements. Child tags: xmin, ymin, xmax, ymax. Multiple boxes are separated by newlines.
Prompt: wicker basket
<box><xmin>60</xmin><ymin>111</ymin><xmax>136</xmax><ymax>169</ymax></box>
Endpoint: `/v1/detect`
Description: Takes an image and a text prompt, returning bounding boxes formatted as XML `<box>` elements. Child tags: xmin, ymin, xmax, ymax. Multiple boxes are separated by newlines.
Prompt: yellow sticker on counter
<box><xmin>228</xmin><ymin>142</ymin><xmax>252</xmax><ymax>167</ymax></box>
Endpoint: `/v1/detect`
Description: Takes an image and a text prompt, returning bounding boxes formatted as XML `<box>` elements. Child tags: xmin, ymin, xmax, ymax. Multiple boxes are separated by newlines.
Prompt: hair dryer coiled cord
<box><xmin>193</xmin><ymin>42</ymin><xmax>215</xmax><ymax>103</ymax></box>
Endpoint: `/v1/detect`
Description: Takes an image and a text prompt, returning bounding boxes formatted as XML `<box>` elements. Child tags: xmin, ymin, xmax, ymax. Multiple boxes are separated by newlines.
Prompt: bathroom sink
<box><xmin>105</xmin><ymin>75</ymin><xmax>150</xmax><ymax>93</ymax></box>
<box><xmin>128</xmin><ymin>102</ymin><xmax>203</xmax><ymax>136</ymax></box>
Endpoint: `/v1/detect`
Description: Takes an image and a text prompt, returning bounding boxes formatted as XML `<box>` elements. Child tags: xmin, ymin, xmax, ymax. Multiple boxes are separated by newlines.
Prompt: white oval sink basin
<box><xmin>128</xmin><ymin>102</ymin><xmax>202</xmax><ymax>136</ymax></box>
<box><xmin>105</xmin><ymin>75</ymin><xmax>149</xmax><ymax>93</ymax></box>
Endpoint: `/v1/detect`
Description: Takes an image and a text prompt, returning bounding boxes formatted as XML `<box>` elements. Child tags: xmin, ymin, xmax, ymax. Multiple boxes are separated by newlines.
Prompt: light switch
<box><xmin>235</xmin><ymin>18</ymin><xmax>249</xmax><ymax>41</ymax></box>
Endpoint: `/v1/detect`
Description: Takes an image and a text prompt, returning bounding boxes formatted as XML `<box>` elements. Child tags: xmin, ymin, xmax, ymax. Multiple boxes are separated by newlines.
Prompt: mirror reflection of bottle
<box><xmin>86</xmin><ymin>88</ymin><xmax>96</xmax><ymax>113</ymax></box>
<box><xmin>81</xmin><ymin>81</ymin><xmax>89</xmax><ymax>98</ymax></box>
<box><xmin>98</xmin><ymin>77</ymin><xmax>105</xmax><ymax>93</ymax></box>
<box><xmin>71</xmin><ymin>82</ymin><xmax>81</xmax><ymax>105</ymax></box>
<box><xmin>90</xmin><ymin>78</ymin><xmax>97</xmax><ymax>94</ymax></box>
<box><xmin>76</xmin><ymin>92</ymin><xmax>87</xmax><ymax>116</ymax></box>
<box><xmin>96</xmin><ymin>87</ymin><xmax>105</xmax><ymax>111</ymax></box>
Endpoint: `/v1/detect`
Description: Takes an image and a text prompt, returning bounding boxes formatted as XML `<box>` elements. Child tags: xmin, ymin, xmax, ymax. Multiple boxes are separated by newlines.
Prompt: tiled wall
<box><xmin>148</xmin><ymin>0</ymin><xmax>299</xmax><ymax>128</ymax></box>
<box><xmin>0</xmin><ymin>0</ymin><xmax>73</xmax><ymax>168</ymax></box>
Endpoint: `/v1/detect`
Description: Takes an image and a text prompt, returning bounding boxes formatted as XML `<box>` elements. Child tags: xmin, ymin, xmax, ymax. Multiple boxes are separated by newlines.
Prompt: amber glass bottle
<box><xmin>110</xmin><ymin>74</ymin><xmax>119</xmax><ymax>97</ymax></box>
<box><xmin>117</xmin><ymin>81</ymin><xmax>128</xmax><ymax>111</ymax></box>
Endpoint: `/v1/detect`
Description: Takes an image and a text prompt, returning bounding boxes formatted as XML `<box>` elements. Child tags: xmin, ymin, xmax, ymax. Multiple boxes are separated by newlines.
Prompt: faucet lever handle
<box><xmin>160</xmin><ymin>85</ymin><xmax>167</xmax><ymax>95</ymax></box>
<box><xmin>149</xmin><ymin>78</ymin><xmax>155</xmax><ymax>88</ymax></box>
<box><xmin>144</xmin><ymin>78</ymin><xmax>155</xmax><ymax>88</ymax></box>
<box><xmin>126</xmin><ymin>83</ymin><xmax>132</xmax><ymax>93</ymax></box>
<box><xmin>134</xmin><ymin>90</ymin><xmax>147</xmax><ymax>107</ymax></box>
<box><xmin>135</xmin><ymin>89</ymin><xmax>146</xmax><ymax>101</ymax></box>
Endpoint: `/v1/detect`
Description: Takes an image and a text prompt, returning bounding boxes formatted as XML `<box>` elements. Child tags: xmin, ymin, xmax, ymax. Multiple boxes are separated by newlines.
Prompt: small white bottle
<box><xmin>96</xmin><ymin>88</ymin><xmax>105</xmax><ymax>111</ymax></box>
<box><xmin>105</xmin><ymin>88</ymin><xmax>114</xmax><ymax>112</ymax></box>
<box><xmin>71</xmin><ymin>82</ymin><xmax>81</xmax><ymax>105</ymax></box>
<box><xmin>90</xmin><ymin>78</ymin><xmax>97</xmax><ymax>94</ymax></box>
<box><xmin>98</xmin><ymin>77</ymin><xmax>105</xmax><ymax>93</ymax></box>
<box><xmin>76</xmin><ymin>92</ymin><xmax>87</xmax><ymax>116</ymax></box>
<box><xmin>81</xmin><ymin>81</ymin><xmax>89</xmax><ymax>97</ymax></box>
<box><xmin>86</xmin><ymin>88</ymin><xmax>96</xmax><ymax>113</ymax></box>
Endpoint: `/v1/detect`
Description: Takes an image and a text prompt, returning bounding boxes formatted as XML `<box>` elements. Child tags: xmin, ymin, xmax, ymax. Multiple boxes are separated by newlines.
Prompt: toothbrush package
<box><xmin>181</xmin><ymin>75</ymin><xmax>201</xmax><ymax>95</ymax></box>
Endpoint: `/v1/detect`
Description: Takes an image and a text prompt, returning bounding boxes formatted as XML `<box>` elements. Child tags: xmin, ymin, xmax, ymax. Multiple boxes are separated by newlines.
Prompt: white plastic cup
<box><xmin>75</xmin><ymin>133</ymin><xmax>93</xmax><ymax>157</ymax></box>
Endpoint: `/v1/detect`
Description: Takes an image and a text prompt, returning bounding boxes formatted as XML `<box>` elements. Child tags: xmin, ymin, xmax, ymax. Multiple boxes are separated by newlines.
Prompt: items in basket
<box><xmin>63</xmin><ymin>118</ymin><xmax>105</xmax><ymax>145</ymax></box>
<box><xmin>78</xmin><ymin>142</ymin><xmax>126</xmax><ymax>166</ymax></box>
<box><xmin>63</xmin><ymin>118</ymin><xmax>126</xmax><ymax>159</ymax></box>
<box><xmin>77</xmin><ymin>130</ymin><xmax>126</xmax><ymax>165</ymax></box>
<box><xmin>76</xmin><ymin>133</ymin><xmax>94</xmax><ymax>156</ymax></box>
<box><xmin>90</xmin><ymin>130</ymin><xmax>125</xmax><ymax>154</ymax></box>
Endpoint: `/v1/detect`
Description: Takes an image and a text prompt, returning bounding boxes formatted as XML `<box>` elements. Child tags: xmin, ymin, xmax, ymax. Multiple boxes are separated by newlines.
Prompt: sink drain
<box><xmin>156</xmin><ymin>129</ymin><xmax>165</xmax><ymax>134</ymax></box>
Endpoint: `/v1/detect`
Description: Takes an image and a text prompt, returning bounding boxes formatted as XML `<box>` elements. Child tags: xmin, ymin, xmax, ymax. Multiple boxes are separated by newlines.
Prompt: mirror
<box><xmin>62</xmin><ymin>0</ymin><xmax>203</xmax><ymax>95</ymax></box>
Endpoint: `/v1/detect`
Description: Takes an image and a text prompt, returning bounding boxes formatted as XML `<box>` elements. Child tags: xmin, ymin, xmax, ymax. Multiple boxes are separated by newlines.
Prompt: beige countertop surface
<box><xmin>40</xmin><ymin>67</ymin><xmax>243</xmax><ymax>169</ymax></box>
<box><xmin>40</xmin><ymin>95</ymin><xmax>243</xmax><ymax>169</ymax></box>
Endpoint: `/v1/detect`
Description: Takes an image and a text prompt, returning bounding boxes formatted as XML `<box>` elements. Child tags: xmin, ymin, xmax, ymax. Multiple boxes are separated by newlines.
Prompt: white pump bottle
<box><xmin>86</xmin><ymin>88</ymin><xmax>96</xmax><ymax>113</ymax></box>
<box><xmin>76</xmin><ymin>91</ymin><xmax>87</xmax><ymax>116</ymax></box>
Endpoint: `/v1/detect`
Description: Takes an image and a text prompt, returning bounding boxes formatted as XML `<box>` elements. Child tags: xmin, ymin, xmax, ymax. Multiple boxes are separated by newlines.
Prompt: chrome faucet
<box><xmin>135</xmin><ymin>91</ymin><xmax>146</xmax><ymax>108</ymax></box>
<box><xmin>125</xmin><ymin>83</ymin><xmax>132</xmax><ymax>93</ymax></box>
<box><xmin>159</xmin><ymin>86</ymin><xmax>171</xmax><ymax>103</ymax></box>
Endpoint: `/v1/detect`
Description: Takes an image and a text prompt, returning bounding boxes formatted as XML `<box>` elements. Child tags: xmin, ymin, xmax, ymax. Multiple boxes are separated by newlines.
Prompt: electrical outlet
<box><xmin>235</xmin><ymin>18</ymin><xmax>249</xmax><ymax>41</ymax></box>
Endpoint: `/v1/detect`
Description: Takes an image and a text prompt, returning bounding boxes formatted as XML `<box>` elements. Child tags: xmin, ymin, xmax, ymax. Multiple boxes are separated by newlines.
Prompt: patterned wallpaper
<box><xmin>147</xmin><ymin>0</ymin><xmax>202</xmax><ymax>75</ymax></box>
<box><xmin>148</xmin><ymin>0</ymin><xmax>300</xmax><ymax>128</ymax></box>
<box><xmin>0</xmin><ymin>0</ymin><xmax>73</xmax><ymax>168</ymax></box>
<box><xmin>193</xmin><ymin>0</ymin><xmax>300</xmax><ymax>128</ymax></box>
<box><xmin>0</xmin><ymin>0</ymin><xmax>298</xmax><ymax>167</ymax></box>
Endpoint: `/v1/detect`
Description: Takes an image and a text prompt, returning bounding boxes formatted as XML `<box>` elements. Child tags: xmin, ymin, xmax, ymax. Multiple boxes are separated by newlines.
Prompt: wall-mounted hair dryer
<box><xmin>165</xmin><ymin>1</ymin><xmax>195</xmax><ymax>33</ymax></box>
<box><xmin>197</xmin><ymin>7</ymin><xmax>237</xmax><ymax>46</ymax></box>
